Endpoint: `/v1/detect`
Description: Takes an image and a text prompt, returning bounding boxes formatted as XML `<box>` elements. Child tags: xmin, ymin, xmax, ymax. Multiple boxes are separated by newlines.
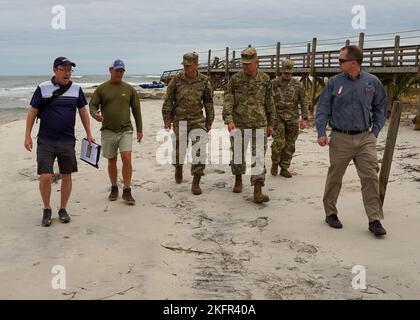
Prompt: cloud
<box><xmin>0</xmin><ymin>0</ymin><xmax>419</xmax><ymax>74</ymax></box>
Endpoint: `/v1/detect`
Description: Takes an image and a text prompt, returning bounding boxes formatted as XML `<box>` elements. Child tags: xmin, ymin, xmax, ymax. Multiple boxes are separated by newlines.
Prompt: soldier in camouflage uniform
<box><xmin>223</xmin><ymin>47</ymin><xmax>276</xmax><ymax>203</ymax></box>
<box><xmin>162</xmin><ymin>52</ymin><xmax>214</xmax><ymax>195</ymax></box>
<box><xmin>270</xmin><ymin>59</ymin><xmax>308</xmax><ymax>178</ymax></box>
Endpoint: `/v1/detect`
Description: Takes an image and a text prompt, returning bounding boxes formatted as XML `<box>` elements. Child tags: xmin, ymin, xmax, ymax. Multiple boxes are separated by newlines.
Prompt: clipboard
<box><xmin>80</xmin><ymin>138</ymin><xmax>101</xmax><ymax>168</ymax></box>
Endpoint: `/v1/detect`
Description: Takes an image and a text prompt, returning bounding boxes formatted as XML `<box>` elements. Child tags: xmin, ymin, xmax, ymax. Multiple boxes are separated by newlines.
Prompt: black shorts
<box><xmin>37</xmin><ymin>138</ymin><xmax>78</xmax><ymax>175</ymax></box>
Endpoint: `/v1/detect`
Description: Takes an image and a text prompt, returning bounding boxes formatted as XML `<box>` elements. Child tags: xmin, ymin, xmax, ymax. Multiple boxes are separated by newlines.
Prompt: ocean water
<box><xmin>0</xmin><ymin>74</ymin><xmax>161</xmax><ymax>124</ymax></box>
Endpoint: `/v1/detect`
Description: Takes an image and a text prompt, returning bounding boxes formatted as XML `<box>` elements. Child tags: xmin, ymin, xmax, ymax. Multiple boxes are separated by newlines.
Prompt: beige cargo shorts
<box><xmin>101</xmin><ymin>129</ymin><xmax>133</xmax><ymax>159</ymax></box>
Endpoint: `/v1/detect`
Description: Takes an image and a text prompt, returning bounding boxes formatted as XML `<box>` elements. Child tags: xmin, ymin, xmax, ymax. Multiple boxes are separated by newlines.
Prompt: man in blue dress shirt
<box><xmin>316</xmin><ymin>45</ymin><xmax>387</xmax><ymax>237</ymax></box>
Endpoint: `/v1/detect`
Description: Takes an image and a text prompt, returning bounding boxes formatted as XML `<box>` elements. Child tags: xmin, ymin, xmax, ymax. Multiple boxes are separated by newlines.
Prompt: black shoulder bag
<box><xmin>36</xmin><ymin>80</ymin><xmax>73</xmax><ymax>122</ymax></box>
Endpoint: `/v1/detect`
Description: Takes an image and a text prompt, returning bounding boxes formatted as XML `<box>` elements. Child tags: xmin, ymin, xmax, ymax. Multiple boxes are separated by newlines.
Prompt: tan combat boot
<box><xmin>270</xmin><ymin>163</ymin><xmax>279</xmax><ymax>176</ymax></box>
<box><xmin>280</xmin><ymin>168</ymin><xmax>292</xmax><ymax>178</ymax></box>
<box><xmin>175</xmin><ymin>165</ymin><xmax>183</xmax><ymax>184</ymax></box>
<box><xmin>191</xmin><ymin>174</ymin><xmax>202</xmax><ymax>195</ymax></box>
<box><xmin>253</xmin><ymin>182</ymin><xmax>270</xmax><ymax>203</ymax></box>
<box><xmin>233</xmin><ymin>175</ymin><xmax>243</xmax><ymax>193</ymax></box>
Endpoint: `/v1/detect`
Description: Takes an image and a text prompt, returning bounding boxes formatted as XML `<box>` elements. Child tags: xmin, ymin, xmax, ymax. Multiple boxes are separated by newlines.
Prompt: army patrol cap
<box><xmin>282</xmin><ymin>59</ymin><xmax>294</xmax><ymax>73</ymax></box>
<box><xmin>241</xmin><ymin>47</ymin><xmax>258</xmax><ymax>64</ymax></box>
<box><xmin>181</xmin><ymin>52</ymin><xmax>199</xmax><ymax>66</ymax></box>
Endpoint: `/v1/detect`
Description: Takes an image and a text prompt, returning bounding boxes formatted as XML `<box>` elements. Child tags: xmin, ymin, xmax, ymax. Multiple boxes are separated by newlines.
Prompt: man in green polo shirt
<box><xmin>89</xmin><ymin>59</ymin><xmax>143</xmax><ymax>205</ymax></box>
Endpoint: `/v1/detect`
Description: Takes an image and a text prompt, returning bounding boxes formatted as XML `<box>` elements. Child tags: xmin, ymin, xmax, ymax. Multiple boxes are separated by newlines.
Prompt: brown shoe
<box><xmin>253</xmin><ymin>182</ymin><xmax>269</xmax><ymax>203</ymax></box>
<box><xmin>191</xmin><ymin>174</ymin><xmax>202</xmax><ymax>195</ymax></box>
<box><xmin>122</xmin><ymin>187</ymin><xmax>135</xmax><ymax>205</ymax></box>
<box><xmin>325</xmin><ymin>213</ymin><xmax>343</xmax><ymax>229</ymax></box>
<box><xmin>280</xmin><ymin>168</ymin><xmax>292</xmax><ymax>178</ymax></box>
<box><xmin>108</xmin><ymin>185</ymin><xmax>118</xmax><ymax>201</ymax></box>
<box><xmin>233</xmin><ymin>175</ymin><xmax>243</xmax><ymax>193</ymax></box>
<box><xmin>271</xmin><ymin>163</ymin><xmax>279</xmax><ymax>176</ymax></box>
<box><xmin>175</xmin><ymin>165</ymin><xmax>183</xmax><ymax>184</ymax></box>
<box><xmin>369</xmin><ymin>220</ymin><xmax>387</xmax><ymax>236</ymax></box>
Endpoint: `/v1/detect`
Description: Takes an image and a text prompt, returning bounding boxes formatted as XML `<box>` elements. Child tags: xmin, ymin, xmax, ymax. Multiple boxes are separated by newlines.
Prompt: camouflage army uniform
<box><xmin>162</xmin><ymin>70</ymin><xmax>214</xmax><ymax>176</ymax></box>
<box><xmin>271</xmin><ymin>72</ymin><xmax>307</xmax><ymax>169</ymax></box>
<box><xmin>223</xmin><ymin>70</ymin><xmax>275</xmax><ymax>186</ymax></box>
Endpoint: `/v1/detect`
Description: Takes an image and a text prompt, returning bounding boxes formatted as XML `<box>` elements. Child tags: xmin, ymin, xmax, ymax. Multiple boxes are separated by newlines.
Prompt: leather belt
<box><xmin>332</xmin><ymin>128</ymin><xmax>369</xmax><ymax>135</ymax></box>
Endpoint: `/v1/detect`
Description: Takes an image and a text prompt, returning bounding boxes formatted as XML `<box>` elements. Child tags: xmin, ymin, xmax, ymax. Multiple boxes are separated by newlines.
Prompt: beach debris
<box><xmin>161</xmin><ymin>244</ymin><xmax>212</xmax><ymax>255</ymax></box>
<box><xmin>127</xmin><ymin>263</ymin><xmax>135</xmax><ymax>274</ymax></box>
<box><xmin>98</xmin><ymin>286</ymin><xmax>135</xmax><ymax>300</ymax></box>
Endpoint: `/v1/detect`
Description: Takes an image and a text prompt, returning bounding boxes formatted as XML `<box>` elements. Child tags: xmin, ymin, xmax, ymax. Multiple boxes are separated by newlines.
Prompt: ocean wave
<box><xmin>0</xmin><ymin>105</ymin><xmax>29</xmax><ymax>111</ymax></box>
<box><xmin>0</xmin><ymin>87</ymin><xmax>36</xmax><ymax>97</ymax></box>
<box><xmin>128</xmin><ymin>75</ymin><xmax>160</xmax><ymax>78</ymax></box>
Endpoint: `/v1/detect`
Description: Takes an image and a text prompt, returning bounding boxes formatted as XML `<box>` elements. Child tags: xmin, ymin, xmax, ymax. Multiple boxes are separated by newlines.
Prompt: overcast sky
<box><xmin>0</xmin><ymin>0</ymin><xmax>419</xmax><ymax>75</ymax></box>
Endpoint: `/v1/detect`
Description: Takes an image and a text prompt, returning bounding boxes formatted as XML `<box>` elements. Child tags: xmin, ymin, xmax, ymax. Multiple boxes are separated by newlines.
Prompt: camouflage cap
<box><xmin>181</xmin><ymin>52</ymin><xmax>199</xmax><ymax>66</ymax></box>
<box><xmin>282</xmin><ymin>59</ymin><xmax>294</xmax><ymax>72</ymax></box>
<box><xmin>241</xmin><ymin>47</ymin><xmax>258</xmax><ymax>64</ymax></box>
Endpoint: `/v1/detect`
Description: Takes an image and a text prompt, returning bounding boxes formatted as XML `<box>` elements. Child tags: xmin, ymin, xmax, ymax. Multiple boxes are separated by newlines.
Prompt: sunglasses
<box><xmin>57</xmin><ymin>67</ymin><xmax>73</xmax><ymax>73</ymax></box>
<box><xmin>339</xmin><ymin>58</ymin><xmax>353</xmax><ymax>64</ymax></box>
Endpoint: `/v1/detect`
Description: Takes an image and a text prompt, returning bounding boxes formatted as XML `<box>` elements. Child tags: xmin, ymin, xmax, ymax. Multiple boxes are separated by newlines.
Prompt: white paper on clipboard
<box><xmin>80</xmin><ymin>138</ymin><xmax>101</xmax><ymax>168</ymax></box>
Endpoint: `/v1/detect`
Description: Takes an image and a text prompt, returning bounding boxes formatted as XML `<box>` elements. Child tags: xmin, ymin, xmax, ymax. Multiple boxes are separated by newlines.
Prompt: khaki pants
<box><xmin>323</xmin><ymin>130</ymin><xmax>383</xmax><ymax>222</ymax></box>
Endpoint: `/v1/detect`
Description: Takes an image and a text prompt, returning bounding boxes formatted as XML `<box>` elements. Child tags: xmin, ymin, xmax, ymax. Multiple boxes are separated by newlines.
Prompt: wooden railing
<box><xmin>161</xmin><ymin>32</ymin><xmax>420</xmax><ymax>84</ymax></box>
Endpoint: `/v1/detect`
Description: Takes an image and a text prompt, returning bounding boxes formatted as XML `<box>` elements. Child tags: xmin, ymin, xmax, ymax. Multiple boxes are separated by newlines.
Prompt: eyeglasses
<box><xmin>339</xmin><ymin>58</ymin><xmax>353</xmax><ymax>64</ymax></box>
<box><xmin>57</xmin><ymin>67</ymin><xmax>73</xmax><ymax>73</ymax></box>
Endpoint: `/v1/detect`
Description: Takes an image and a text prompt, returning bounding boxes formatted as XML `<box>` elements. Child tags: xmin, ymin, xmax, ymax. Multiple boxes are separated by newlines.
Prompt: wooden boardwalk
<box><xmin>160</xmin><ymin>32</ymin><xmax>420</xmax><ymax>111</ymax></box>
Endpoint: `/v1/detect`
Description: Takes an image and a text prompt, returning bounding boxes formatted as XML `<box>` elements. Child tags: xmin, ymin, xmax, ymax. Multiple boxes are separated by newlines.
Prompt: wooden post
<box><xmin>303</xmin><ymin>43</ymin><xmax>311</xmax><ymax>90</ymax></box>
<box><xmin>310</xmin><ymin>37</ymin><xmax>317</xmax><ymax>115</ymax></box>
<box><xmin>207</xmin><ymin>49</ymin><xmax>211</xmax><ymax>77</ymax></box>
<box><xmin>379</xmin><ymin>101</ymin><xmax>403</xmax><ymax>205</ymax></box>
<box><xmin>416</xmin><ymin>46</ymin><xmax>419</xmax><ymax>66</ymax></box>
<box><xmin>358</xmin><ymin>32</ymin><xmax>365</xmax><ymax>49</ymax></box>
<box><xmin>345</xmin><ymin>39</ymin><xmax>350</xmax><ymax>46</ymax></box>
<box><xmin>306</xmin><ymin>43</ymin><xmax>311</xmax><ymax>68</ymax></box>
<box><xmin>415</xmin><ymin>93</ymin><xmax>420</xmax><ymax>130</ymax></box>
<box><xmin>393</xmin><ymin>35</ymin><xmax>400</xmax><ymax>66</ymax></box>
<box><xmin>399</xmin><ymin>49</ymin><xmax>403</xmax><ymax>66</ymax></box>
<box><xmin>225</xmin><ymin>47</ymin><xmax>230</xmax><ymax>82</ymax></box>
<box><xmin>386</xmin><ymin>83</ymin><xmax>394</xmax><ymax>117</ymax></box>
<box><xmin>232</xmin><ymin>50</ymin><xmax>236</xmax><ymax>69</ymax></box>
<box><xmin>276</xmin><ymin>42</ymin><xmax>281</xmax><ymax>77</ymax></box>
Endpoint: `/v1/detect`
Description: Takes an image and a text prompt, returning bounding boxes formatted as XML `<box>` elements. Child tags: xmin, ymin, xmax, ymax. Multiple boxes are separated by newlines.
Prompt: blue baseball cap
<box><xmin>111</xmin><ymin>59</ymin><xmax>125</xmax><ymax>70</ymax></box>
<box><xmin>53</xmin><ymin>56</ymin><xmax>76</xmax><ymax>68</ymax></box>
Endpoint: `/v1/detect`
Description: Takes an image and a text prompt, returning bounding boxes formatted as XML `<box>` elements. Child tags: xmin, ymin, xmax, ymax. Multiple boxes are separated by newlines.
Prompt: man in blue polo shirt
<box><xmin>316</xmin><ymin>45</ymin><xmax>387</xmax><ymax>237</ymax></box>
<box><xmin>24</xmin><ymin>57</ymin><xmax>95</xmax><ymax>227</ymax></box>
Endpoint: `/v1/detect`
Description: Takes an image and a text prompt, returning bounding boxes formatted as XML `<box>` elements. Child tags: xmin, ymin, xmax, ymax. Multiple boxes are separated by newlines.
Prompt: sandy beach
<box><xmin>0</xmin><ymin>96</ymin><xmax>419</xmax><ymax>300</ymax></box>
